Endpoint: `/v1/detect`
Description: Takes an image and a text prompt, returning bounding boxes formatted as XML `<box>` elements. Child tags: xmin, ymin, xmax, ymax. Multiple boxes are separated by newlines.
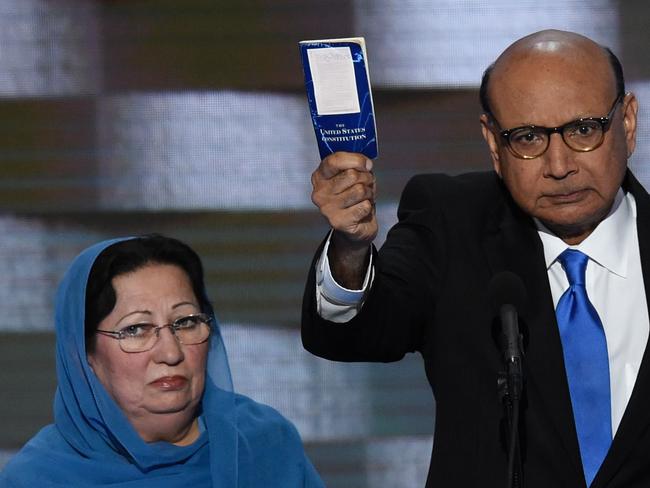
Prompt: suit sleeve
<box><xmin>301</xmin><ymin>174</ymin><xmax>446</xmax><ymax>362</ymax></box>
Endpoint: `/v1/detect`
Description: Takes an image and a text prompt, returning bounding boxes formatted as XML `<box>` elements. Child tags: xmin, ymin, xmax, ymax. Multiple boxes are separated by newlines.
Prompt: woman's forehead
<box><xmin>110</xmin><ymin>264</ymin><xmax>197</xmax><ymax>308</ymax></box>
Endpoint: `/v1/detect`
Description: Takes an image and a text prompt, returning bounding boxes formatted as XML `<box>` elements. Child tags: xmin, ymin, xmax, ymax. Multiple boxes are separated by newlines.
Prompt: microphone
<box><xmin>489</xmin><ymin>271</ymin><xmax>527</xmax><ymax>367</ymax></box>
<box><xmin>488</xmin><ymin>271</ymin><xmax>528</xmax><ymax>488</ymax></box>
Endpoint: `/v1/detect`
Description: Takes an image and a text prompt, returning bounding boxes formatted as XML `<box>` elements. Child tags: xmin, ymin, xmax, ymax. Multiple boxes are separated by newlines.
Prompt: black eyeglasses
<box><xmin>96</xmin><ymin>313</ymin><xmax>212</xmax><ymax>353</ymax></box>
<box><xmin>491</xmin><ymin>95</ymin><xmax>624</xmax><ymax>159</ymax></box>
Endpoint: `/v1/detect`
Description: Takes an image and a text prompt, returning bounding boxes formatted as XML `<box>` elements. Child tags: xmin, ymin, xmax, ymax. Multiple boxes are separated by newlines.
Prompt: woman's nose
<box><xmin>152</xmin><ymin>326</ymin><xmax>184</xmax><ymax>364</ymax></box>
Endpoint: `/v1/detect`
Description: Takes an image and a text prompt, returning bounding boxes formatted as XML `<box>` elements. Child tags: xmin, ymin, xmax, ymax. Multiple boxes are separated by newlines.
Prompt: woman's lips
<box><xmin>149</xmin><ymin>375</ymin><xmax>188</xmax><ymax>390</ymax></box>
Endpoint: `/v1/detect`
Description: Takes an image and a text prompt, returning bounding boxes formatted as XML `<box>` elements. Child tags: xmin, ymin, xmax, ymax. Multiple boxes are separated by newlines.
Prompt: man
<box><xmin>302</xmin><ymin>30</ymin><xmax>650</xmax><ymax>487</ymax></box>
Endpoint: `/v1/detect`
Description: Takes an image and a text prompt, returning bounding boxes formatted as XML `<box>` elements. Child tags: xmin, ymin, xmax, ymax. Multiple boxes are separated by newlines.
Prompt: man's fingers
<box><xmin>312</xmin><ymin>177</ymin><xmax>375</xmax><ymax>211</ymax></box>
<box><xmin>318</xmin><ymin>151</ymin><xmax>373</xmax><ymax>179</ymax></box>
<box><xmin>320</xmin><ymin>195</ymin><xmax>373</xmax><ymax>225</ymax></box>
<box><xmin>310</xmin><ymin>151</ymin><xmax>378</xmax><ymax>244</ymax></box>
<box><xmin>327</xmin><ymin>200</ymin><xmax>378</xmax><ymax>242</ymax></box>
<box><xmin>329</xmin><ymin>169</ymin><xmax>375</xmax><ymax>195</ymax></box>
<box><xmin>339</xmin><ymin>182</ymin><xmax>375</xmax><ymax>209</ymax></box>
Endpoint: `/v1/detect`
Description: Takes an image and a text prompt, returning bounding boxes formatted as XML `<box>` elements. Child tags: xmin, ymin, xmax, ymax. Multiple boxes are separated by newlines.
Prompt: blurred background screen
<box><xmin>1</xmin><ymin>1</ymin><xmax>650</xmax><ymax>486</ymax></box>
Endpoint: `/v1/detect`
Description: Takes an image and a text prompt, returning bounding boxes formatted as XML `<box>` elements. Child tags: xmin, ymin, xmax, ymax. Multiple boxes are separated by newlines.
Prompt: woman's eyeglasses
<box><xmin>96</xmin><ymin>313</ymin><xmax>212</xmax><ymax>353</ymax></box>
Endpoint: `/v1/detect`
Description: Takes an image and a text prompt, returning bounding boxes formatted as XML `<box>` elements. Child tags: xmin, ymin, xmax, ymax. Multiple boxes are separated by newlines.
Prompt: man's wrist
<box><xmin>328</xmin><ymin>231</ymin><xmax>372</xmax><ymax>289</ymax></box>
<box><xmin>316</xmin><ymin>231</ymin><xmax>374</xmax><ymax>322</ymax></box>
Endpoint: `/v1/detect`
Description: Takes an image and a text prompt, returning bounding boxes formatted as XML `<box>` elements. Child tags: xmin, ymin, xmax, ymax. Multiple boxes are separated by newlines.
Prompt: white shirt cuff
<box><xmin>315</xmin><ymin>231</ymin><xmax>374</xmax><ymax>323</ymax></box>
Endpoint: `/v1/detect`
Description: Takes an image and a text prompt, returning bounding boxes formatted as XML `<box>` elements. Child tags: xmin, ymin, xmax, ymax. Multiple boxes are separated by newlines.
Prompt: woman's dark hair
<box><xmin>85</xmin><ymin>234</ymin><xmax>211</xmax><ymax>352</ymax></box>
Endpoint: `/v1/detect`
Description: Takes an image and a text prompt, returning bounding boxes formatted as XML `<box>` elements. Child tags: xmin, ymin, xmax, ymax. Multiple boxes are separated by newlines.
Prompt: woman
<box><xmin>0</xmin><ymin>236</ymin><xmax>324</xmax><ymax>487</ymax></box>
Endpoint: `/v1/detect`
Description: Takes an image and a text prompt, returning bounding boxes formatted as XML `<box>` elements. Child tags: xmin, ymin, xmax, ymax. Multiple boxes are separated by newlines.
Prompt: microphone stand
<box><xmin>497</xmin><ymin>305</ymin><xmax>524</xmax><ymax>488</ymax></box>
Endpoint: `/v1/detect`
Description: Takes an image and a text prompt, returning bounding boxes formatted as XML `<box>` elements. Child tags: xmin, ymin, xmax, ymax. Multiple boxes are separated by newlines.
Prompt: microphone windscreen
<box><xmin>488</xmin><ymin>271</ymin><xmax>528</xmax><ymax>315</ymax></box>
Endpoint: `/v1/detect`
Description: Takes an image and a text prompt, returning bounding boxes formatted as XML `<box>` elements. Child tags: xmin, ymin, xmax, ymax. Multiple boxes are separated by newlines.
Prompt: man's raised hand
<box><xmin>311</xmin><ymin>151</ymin><xmax>378</xmax><ymax>246</ymax></box>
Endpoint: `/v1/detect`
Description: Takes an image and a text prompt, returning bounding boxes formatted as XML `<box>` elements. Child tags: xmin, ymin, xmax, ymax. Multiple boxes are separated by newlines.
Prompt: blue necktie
<box><xmin>556</xmin><ymin>249</ymin><xmax>612</xmax><ymax>486</ymax></box>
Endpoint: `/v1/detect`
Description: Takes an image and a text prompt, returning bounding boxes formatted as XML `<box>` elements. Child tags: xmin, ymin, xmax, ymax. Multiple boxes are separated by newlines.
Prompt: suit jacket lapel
<box><xmin>593</xmin><ymin>171</ymin><xmax>650</xmax><ymax>487</ymax></box>
<box><xmin>482</xmin><ymin>181</ymin><xmax>584</xmax><ymax>478</ymax></box>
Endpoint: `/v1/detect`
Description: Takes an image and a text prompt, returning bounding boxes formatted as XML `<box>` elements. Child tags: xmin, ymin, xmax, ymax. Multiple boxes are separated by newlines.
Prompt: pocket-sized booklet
<box><xmin>299</xmin><ymin>37</ymin><xmax>378</xmax><ymax>159</ymax></box>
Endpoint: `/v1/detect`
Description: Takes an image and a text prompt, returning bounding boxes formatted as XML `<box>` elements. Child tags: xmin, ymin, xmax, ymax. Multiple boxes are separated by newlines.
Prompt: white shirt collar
<box><xmin>536</xmin><ymin>189</ymin><xmax>635</xmax><ymax>278</ymax></box>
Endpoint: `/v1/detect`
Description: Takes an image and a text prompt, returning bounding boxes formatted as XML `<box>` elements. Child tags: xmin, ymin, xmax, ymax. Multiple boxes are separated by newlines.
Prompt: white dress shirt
<box><xmin>537</xmin><ymin>190</ymin><xmax>648</xmax><ymax>434</ymax></box>
<box><xmin>316</xmin><ymin>189</ymin><xmax>649</xmax><ymax>435</ymax></box>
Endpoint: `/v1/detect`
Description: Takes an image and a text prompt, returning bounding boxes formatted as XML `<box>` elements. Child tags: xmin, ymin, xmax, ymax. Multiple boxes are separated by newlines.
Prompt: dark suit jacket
<box><xmin>302</xmin><ymin>169</ymin><xmax>650</xmax><ymax>488</ymax></box>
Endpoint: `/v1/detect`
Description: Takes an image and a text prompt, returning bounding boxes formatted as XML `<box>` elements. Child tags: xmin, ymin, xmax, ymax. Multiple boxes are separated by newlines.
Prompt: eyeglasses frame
<box><xmin>489</xmin><ymin>94</ymin><xmax>625</xmax><ymax>160</ymax></box>
<box><xmin>95</xmin><ymin>313</ymin><xmax>213</xmax><ymax>353</ymax></box>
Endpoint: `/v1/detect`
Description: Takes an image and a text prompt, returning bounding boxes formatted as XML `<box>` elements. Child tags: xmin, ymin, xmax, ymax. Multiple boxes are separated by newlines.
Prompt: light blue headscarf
<box><xmin>1</xmin><ymin>238</ymin><xmax>324</xmax><ymax>487</ymax></box>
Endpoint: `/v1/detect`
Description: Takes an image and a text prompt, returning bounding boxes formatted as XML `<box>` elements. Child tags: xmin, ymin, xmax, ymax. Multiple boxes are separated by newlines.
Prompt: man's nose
<box><xmin>543</xmin><ymin>132</ymin><xmax>578</xmax><ymax>179</ymax></box>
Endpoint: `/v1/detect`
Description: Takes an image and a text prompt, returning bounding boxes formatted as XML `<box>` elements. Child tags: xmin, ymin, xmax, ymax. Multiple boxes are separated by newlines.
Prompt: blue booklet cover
<box><xmin>299</xmin><ymin>37</ymin><xmax>378</xmax><ymax>159</ymax></box>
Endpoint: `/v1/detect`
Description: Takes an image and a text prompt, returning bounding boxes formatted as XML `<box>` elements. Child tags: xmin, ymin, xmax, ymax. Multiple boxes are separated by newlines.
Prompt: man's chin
<box><xmin>538</xmin><ymin>214</ymin><xmax>601</xmax><ymax>244</ymax></box>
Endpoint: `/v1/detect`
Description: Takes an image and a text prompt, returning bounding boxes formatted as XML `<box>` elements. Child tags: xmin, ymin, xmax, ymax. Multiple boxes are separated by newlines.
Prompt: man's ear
<box><xmin>480</xmin><ymin>113</ymin><xmax>502</xmax><ymax>177</ymax></box>
<box><xmin>622</xmin><ymin>92</ymin><xmax>639</xmax><ymax>158</ymax></box>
